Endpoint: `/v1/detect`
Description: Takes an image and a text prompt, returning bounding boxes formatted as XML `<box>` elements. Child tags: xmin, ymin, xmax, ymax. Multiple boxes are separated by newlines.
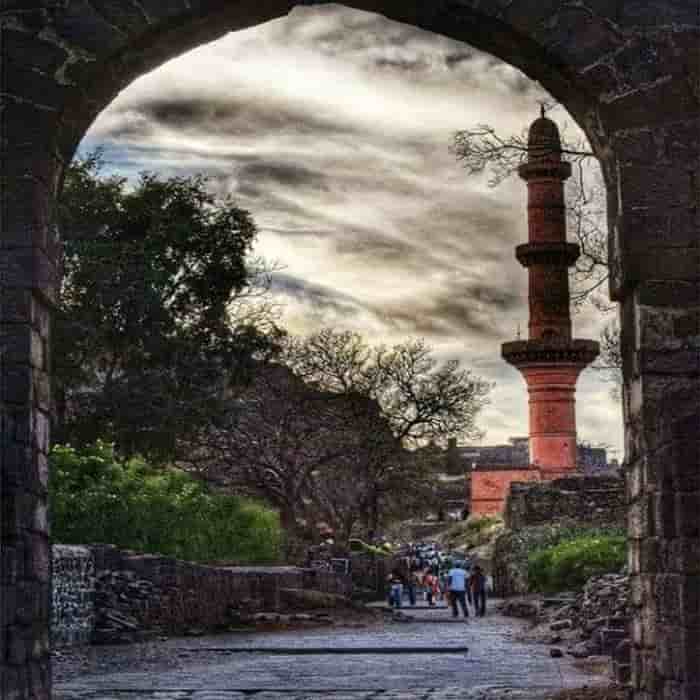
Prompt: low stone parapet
<box><xmin>51</xmin><ymin>544</ymin><xmax>352</xmax><ymax>647</ymax></box>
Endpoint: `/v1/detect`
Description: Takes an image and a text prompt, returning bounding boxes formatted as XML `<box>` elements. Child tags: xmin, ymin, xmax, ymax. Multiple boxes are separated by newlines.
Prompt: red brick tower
<box><xmin>502</xmin><ymin>110</ymin><xmax>599</xmax><ymax>479</ymax></box>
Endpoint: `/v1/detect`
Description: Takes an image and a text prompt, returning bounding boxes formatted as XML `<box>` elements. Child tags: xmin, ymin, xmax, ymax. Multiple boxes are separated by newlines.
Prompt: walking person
<box><xmin>424</xmin><ymin>570</ymin><xmax>439</xmax><ymax>606</ymax></box>
<box><xmin>387</xmin><ymin>568</ymin><xmax>405</xmax><ymax>609</ymax></box>
<box><xmin>446</xmin><ymin>563</ymin><xmax>469</xmax><ymax>618</ymax></box>
<box><xmin>469</xmin><ymin>564</ymin><xmax>487</xmax><ymax>617</ymax></box>
<box><xmin>406</xmin><ymin>569</ymin><xmax>419</xmax><ymax>606</ymax></box>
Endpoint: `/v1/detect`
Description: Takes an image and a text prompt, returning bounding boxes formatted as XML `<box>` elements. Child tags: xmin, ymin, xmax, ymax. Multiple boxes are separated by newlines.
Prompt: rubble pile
<box><xmin>93</xmin><ymin>569</ymin><xmax>162</xmax><ymax>644</ymax></box>
<box><xmin>502</xmin><ymin>573</ymin><xmax>631</xmax><ymax>685</ymax></box>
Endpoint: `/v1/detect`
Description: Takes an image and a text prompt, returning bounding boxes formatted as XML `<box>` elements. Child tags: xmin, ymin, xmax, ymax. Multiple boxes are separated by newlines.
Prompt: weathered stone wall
<box><xmin>91</xmin><ymin>545</ymin><xmax>351</xmax><ymax>639</ymax></box>
<box><xmin>51</xmin><ymin>546</ymin><xmax>95</xmax><ymax>648</ymax></box>
<box><xmin>471</xmin><ymin>469</ymin><xmax>540</xmax><ymax>516</ymax></box>
<box><xmin>493</xmin><ymin>476</ymin><xmax>626</xmax><ymax>597</ymax></box>
<box><xmin>50</xmin><ymin>544</ymin><xmax>352</xmax><ymax>646</ymax></box>
<box><xmin>504</xmin><ymin>476</ymin><xmax>626</xmax><ymax>531</ymax></box>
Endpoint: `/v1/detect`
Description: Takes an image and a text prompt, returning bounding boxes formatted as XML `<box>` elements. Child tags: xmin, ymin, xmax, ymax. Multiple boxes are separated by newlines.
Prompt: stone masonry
<box><xmin>50</xmin><ymin>544</ymin><xmax>352</xmax><ymax>647</ymax></box>
<box><xmin>51</xmin><ymin>546</ymin><xmax>95</xmax><ymax>649</ymax></box>
<box><xmin>1</xmin><ymin>2</ymin><xmax>698</xmax><ymax>699</ymax></box>
<box><xmin>504</xmin><ymin>476</ymin><xmax>626</xmax><ymax>530</ymax></box>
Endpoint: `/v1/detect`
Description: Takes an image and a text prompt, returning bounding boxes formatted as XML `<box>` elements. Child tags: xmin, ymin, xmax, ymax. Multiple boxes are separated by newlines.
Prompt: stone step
<box><xmin>543</xmin><ymin>597</ymin><xmax>577</xmax><ymax>608</ymax></box>
<box><xmin>597</xmin><ymin>628</ymin><xmax>628</xmax><ymax>655</ymax></box>
<box><xmin>613</xmin><ymin>661</ymin><xmax>631</xmax><ymax>685</ymax></box>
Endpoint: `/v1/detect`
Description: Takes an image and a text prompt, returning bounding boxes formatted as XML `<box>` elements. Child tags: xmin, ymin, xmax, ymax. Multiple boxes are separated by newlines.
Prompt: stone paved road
<box><xmin>55</xmin><ymin>604</ymin><xmax>608</xmax><ymax>700</ymax></box>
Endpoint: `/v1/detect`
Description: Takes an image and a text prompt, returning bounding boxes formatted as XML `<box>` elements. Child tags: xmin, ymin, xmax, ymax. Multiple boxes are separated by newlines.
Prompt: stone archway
<box><xmin>1</xmin><ymin>3</ymin><xmax>698</xmax><ymax>698</ymax></box>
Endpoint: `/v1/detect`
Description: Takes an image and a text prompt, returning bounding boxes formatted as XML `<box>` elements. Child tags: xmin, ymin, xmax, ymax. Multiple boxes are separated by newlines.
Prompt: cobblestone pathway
<box><xmin>54</xmin><ymin>604</ymin><xmax>608</xmax><ymax>700</ymax></box>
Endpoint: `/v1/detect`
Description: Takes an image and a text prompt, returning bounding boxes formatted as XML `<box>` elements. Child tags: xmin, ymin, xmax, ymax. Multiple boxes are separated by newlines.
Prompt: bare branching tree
<box><xmin>282</xmin><ymin>329</ymin><xmax>491</xmax><ymax>537</ymax></box>
<box><xmin>283</xmin><ymin>329</ymin><xmax>491</xmax><ymax>448</ymax></box>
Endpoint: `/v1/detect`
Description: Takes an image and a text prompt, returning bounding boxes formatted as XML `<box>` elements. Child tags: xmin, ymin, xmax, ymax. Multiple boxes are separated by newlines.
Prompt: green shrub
<box><xmin>527</xmin><ymin>531</ymin><xmax>627</xmax><ymax>593</ymax></box>
<box><xmin>466</xmin><ymin>515</ymin><xmax>502</xmax><ymax>533</ymax></box>
<box><xmin>49</xmin><ymin>442</ymin><xmax>281</xmax><ymax>563</ymax></box>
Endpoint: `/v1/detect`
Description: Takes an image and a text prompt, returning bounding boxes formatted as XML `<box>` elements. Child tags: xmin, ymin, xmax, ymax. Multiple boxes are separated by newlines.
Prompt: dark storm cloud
<box><xmin>271</xmin><ymin>272</ymin><xmax>364</xmax><ymax>315</ymax></box>
<box><xmin>333</xmin><ymin>232</ymin><xmax>419</xmax><ymax>263</ymax></box>
<box><xmin>103</xmin><ymin>95</ymin><xmax>365</xmax><ymax>143</ymax></box>
<box><xmin>238</xmin><ymin>162</ymin><xmax>329</xmax><ymax>191</ymax></box>
<box><xmin>271</xmin><ymin>269</ymin><xmax>520</xmax><ymax>340</ymax></box>
<box><xmin>373</xmin><ymin>281</ymin><xmax>522</xmax><ymax>339</ymax></box>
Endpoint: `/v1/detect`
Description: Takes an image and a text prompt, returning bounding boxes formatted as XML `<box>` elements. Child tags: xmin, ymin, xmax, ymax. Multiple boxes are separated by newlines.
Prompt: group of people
<box><xmin>387</xmin><ymin>561</ymin><xmax>488</xmax><ymax>618</ymax></box>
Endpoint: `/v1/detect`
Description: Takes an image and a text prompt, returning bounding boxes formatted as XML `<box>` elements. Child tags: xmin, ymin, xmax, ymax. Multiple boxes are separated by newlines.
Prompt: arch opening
<box><xmin>2</xmin><ymin>4</ymin><xmax>699</xmax><ymax>700</ymax></box>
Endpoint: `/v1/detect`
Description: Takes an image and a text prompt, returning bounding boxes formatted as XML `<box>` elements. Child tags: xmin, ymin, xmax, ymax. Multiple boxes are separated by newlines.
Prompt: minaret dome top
<box><xmin>527</xmin><ymin>111</ymin><xmax>562</xmax><ymax>160</ymax></box>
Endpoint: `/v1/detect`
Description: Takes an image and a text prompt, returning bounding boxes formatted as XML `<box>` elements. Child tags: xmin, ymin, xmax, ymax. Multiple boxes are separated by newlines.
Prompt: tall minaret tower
<box><xmin>502</xmin><ymin>110</ymin><xmax>599</xmax><ymax>479</ymax></box>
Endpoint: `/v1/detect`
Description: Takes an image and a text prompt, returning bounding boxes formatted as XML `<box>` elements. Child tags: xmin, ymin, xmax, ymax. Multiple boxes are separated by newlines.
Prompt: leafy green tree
<box><xmin>55</xmin><ymin>153</ymin><xmax>280</xmax><ymax>459</ymax></box>
<box><xmin>49</xmin><ymin>442</ymin><xmax>281</xmax><ymax>563</ymax></box>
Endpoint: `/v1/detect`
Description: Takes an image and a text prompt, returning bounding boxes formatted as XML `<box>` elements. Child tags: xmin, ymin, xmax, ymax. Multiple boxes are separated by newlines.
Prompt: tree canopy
<box><xmin>55</xmin><ymin>153</ymin><xmax>280</xmax><ymax>459</ymax></box>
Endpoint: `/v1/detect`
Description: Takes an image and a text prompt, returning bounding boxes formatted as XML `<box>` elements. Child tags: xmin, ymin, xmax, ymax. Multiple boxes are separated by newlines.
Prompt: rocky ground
<box><xmin>498</xmin><ymin>573</ymin><xmax>630</xmax><ymax>688</ymax></box>
<box><xmin>548</xmin><ymin>689</ymin><xmax>627</xmax><ymax>700</ymax></box>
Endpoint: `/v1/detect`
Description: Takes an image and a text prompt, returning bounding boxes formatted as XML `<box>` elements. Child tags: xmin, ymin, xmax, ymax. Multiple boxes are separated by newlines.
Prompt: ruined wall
<box><xmin>51</xmin><ymin>545</ymin><xmax>352</xmax><ymax>646</ymax></box>
<box><xmin>470</xmin><ymin>469</ymin><xmax>540</xmax><ymax>516</ymax></box>
<box><xmin>504</xmin><ymin>475</ymin><xmax>626</xmax><ymax>530</ymax></box>
<box><xmin>51</xmin><ymin>546</ymin><xmax>95</xmax><ymax>648</ymax></box>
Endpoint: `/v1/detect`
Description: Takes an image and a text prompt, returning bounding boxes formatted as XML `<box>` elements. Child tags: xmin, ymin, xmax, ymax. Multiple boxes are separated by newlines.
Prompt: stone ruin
<box><xmin>1</xmin><ymin>2</ymin><xmax>699</xmax><ymax>698</ymax></box>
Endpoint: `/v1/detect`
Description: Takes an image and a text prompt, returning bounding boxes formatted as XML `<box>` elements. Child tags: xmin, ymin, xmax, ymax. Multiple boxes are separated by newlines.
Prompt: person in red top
<box><xmin>423</xmin><ymin>570</ymin><xmax>440</xmax><ymax>606</ymax></box>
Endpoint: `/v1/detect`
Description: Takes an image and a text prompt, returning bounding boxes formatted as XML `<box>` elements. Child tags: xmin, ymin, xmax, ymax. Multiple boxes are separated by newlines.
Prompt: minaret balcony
<box><xmin>501</xmin><ymin>338</ymin><xmax>600</xmax><ymax>368</ymax></box>
<box><xmin>515</xmin><ymin>241</ymin><xmax>580</xmax><ymax>268</ymax></box>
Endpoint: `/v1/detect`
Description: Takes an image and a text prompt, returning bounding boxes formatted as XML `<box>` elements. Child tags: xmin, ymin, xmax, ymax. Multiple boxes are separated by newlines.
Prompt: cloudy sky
<box><xmin>80</xmin><ymin>5</ymin><xmax>624</xmax><ymax>459</ymax></box>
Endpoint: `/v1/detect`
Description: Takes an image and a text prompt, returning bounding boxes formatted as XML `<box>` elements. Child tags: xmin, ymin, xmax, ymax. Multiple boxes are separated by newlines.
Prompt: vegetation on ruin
<box><xmin>527</xmin><ymin>529</ymin><xmax>627</xmax><ymax>593</ymax></box>
<box><xmin>438</xmin><ymin>515</ymin><xmax>505</xmax><ymax>552</ymax></box>
<box><xmin>49</xmin><ymin>442</ymin><xmax>281</xmax><ymax>564</ymax></box>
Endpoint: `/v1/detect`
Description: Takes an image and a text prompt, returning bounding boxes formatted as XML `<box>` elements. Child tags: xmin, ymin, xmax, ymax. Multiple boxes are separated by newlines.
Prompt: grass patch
<box><xmin>527</xmin><ymin>530</ymin><xmax>627</xmax><ymax>593</ymax></box>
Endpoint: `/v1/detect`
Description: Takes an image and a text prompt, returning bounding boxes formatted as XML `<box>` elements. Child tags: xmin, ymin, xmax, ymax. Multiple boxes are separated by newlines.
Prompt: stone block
<box><xmin>657</xmin><ymin>574</ymin><xmax>682</xmax><ymax>625</ymax></box>
<box><xmin>637</xmin><ymin>280</ymin><xmax>700</xmax><ymax>308</ymax></box>
<box><xmin>654</xmin><ymin>493</ymin><xmax>677</xmax><ymax>539</ymax></box>
<box><xmin>679</xmin><ymin>576</ymin><xmax>700</xmax><ymax>628</ymax></box>
<box><xmin>676</xmin><ymin>493</ymin><xmax>700</xmax><ymax>538</ymax></box>
<box><xmin>604</xmin><ymin>74</ymin><xmax>699</xmax><ymax>131</ymax></box>
<box><xmin>671</xmin><ymin>439</ymin><xmax>700</xmax><ymax>494</ymax></box>
<box><xmin>0</xmin><ymin>246</ymin><xmax>58</xmax><ymax>301</ymax></box>
<box><xmin>657</xmin><ymin>623</ymin><xmax>684</xmax><ymax>680</ymax></box>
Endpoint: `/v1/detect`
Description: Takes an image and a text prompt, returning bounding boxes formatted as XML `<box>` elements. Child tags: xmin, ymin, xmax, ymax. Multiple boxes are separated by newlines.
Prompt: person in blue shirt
<box><xmin>446</xmin><ymin>564</ymin><xmax>469</xmax><ymax>618</ymax></box>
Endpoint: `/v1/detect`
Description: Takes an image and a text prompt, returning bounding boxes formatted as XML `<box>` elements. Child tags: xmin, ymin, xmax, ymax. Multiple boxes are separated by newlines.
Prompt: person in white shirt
<box><xmin>447</xmin><ymin>565</ymin><xmax>469</xmax><ymax>618</ymax></box>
